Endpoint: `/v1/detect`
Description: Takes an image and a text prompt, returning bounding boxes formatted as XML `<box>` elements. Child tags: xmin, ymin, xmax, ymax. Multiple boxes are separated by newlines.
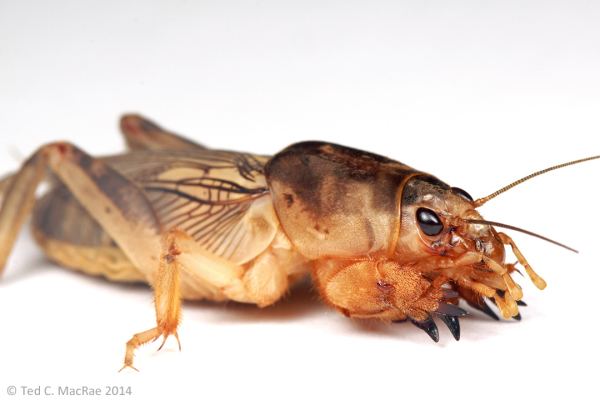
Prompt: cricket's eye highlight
<box><xmin>416</xmin><ymin>208</ymin><xmax>444</xmax><ymax>236</ymax></box>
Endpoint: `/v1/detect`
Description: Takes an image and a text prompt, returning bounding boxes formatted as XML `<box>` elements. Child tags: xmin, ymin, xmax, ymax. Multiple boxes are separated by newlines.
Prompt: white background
<box><xmin>1</xmin><ymin>1</ymin><xmax>599</xmax><ymax>399</ymax></box>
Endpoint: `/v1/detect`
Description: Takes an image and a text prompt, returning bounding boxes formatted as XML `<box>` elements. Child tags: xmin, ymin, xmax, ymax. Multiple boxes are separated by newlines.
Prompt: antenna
<box><xmin>474</xmin><ymin>155</ymin><xmax>600</xmax><ymax>207</ymax></box>
<box><xmin>465</xmin><ymin>219</ymin><xmax>577</xmax><ymax>253</ymax></box>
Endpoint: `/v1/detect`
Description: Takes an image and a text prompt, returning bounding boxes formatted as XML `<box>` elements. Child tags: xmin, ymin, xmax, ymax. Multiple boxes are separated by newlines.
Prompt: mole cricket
<box><xmin>0</xmin><ymin>114</ymin><xmax>597</xmax><ymax>370</ymax></box>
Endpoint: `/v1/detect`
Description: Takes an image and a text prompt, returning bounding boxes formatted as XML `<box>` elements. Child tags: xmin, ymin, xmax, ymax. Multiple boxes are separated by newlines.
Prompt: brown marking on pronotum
<box><xmin>363</xmin><ymin>218</ymin><xmax>376</xmax><ymax>250</ymax></box>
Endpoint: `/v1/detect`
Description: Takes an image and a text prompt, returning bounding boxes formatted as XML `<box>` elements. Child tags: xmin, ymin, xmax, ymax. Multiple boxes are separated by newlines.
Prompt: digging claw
<box><xmin>410</xmin><ymin>316</ymin><xmax>440</xmax><ymax>343</ymax></box>
<box><xmin>516</xmin><ymin>300</ymin><xmax>527</xmax><ymax>307</ymax></box>
<box><xmin>433</xmin><ymin>303</ymin><xmax>466</xmax><ymax>341</ymax></box>
<box><xmin>467</xmin><ymin>298</ymin><xmax>500</xmax><ymax>321</ymax></box>
<box><xmin>438</xmin><ymin>315</ymin><xmax>461</xmax><ymax>341</ymax></box>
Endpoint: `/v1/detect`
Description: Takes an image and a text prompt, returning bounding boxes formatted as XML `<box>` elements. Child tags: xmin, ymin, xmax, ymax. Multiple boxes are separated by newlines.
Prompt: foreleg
<box><xmin>120</xmin><ymin>114</ymin><xmax>206</xmax><ymax>151</ymax></box>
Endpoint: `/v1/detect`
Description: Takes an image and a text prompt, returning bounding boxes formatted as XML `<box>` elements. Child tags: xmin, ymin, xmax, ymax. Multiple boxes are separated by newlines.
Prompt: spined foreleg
<box><xmin>311</xmin><ymin>259</ymin><xmax>467</xmax><ymax>342</ymax></box>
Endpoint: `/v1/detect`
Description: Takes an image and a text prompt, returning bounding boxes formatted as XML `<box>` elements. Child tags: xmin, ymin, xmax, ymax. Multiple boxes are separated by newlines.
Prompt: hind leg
<box><xmin>0</xmin><ymin>173</ymin><xmax>14</xmax><ymax>210</ymax></box>
<box><xmin>119</xmin><ymin>114</ymin><xmax>206</xmax><ymax>151</ymax></box>
<box><xmin>0</xmin><ymin>141</ymin><xmax>291</xmax><ymax>369</ymax></box>
<box><xmin>0</xmin><ymin>143</ymin><xmax>184</xmax><ymax>370</ymax></box>
<box><xmin>0</xmin><ymin>142</ymin><xmax>163</xmax><ymax>277</ymax></box>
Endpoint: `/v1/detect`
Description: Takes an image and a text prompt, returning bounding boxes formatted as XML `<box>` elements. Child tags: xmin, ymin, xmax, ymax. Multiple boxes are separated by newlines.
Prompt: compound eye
<box><xmin>451</xmin><ymin>187</ymin><xmax>474</xmax><ymax>202</ymax></box>
<box><xmin>416</xmin><ymin>208</ymin><xmax>444</xmax><ymax>236</ymax></box>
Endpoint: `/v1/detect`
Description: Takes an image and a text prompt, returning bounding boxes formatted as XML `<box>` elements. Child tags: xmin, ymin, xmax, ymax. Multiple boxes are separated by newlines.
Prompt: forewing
<box><xmin>106</xmin><ymin>149</ymin><xmax>278</xmax><ymax>265</ymax></box>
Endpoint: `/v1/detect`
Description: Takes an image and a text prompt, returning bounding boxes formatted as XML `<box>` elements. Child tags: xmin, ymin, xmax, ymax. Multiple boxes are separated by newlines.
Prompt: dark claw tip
<box><xmin>410</xmin><ymin>316</ymin><xmax>440</xmax><ymax>343</ymax></box>
<box><xmin>439</xmin><ymin>315</ymin><xmax>461</xmax><ymax>341</ymax></box>
<box><xmin>516</xmin><ymin>300</ymin><xmax>528</xmax><ymax>307</ymax></box>
<box><xmin>468</xmin><ymin>298</ymin><xmax>500</xmax><ymax>321</ymax></box>
<box><xmin>512</xmin><ymin>313</ymin><xmax>522</xmax><ymax>321</ymax></box>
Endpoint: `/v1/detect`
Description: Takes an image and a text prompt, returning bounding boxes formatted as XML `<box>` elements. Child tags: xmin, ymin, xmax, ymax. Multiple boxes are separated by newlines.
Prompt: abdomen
<box><xmin>32</xmin><ymin>184</ymin><xmax>147</xmax><ymax>282</ymax></box>
<box><xmin>31</xmin><ymin>149</ymin><xmax>308</xmax><ymax>302</ymax></box>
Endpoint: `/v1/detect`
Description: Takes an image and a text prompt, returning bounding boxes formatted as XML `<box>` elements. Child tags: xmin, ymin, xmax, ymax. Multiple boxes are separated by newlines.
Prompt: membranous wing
<box><xmin>106</xmin><ymin>149</ymin><xmax>278</xmax><ymax>265</ymax></box>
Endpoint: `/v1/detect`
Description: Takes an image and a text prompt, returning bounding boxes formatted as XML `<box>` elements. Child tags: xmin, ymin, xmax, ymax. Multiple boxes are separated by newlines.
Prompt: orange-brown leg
<box><xmin>120</xmin><ymin>114</ymin><xmax>206</xmax><ymax>151</ymax></box>
<box><xmin>0</xmin><ymin>142</ymin><xmax>162</xmax><ymax>277</ymax></box>
<box><xmin>0</xmin><ymin>173</ymin><xmax>14</xmax><ymax>209</ymax></box>
<box><xmin>497</xmin><ymin>232</ymin><xmax>547</xmax><ymax>290</ymax></box>
<box><xmin>447</xmin><ymin>252</ymin><xmax>522</xmax><ymax>319</ymax></box>
<box><xmin>312</xmin><ymin>259</ymin><xmax>466</xmax><ymax>342</ymax></box>
<box><xmin>121</xmin><ymin>231</ymin><xmax>182</xmax><ymax>372</ymax></box>
<box><xmin>0</xmin><ymin>142</ymin><xmax>184</xmax><ymax>370</ymax></box>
